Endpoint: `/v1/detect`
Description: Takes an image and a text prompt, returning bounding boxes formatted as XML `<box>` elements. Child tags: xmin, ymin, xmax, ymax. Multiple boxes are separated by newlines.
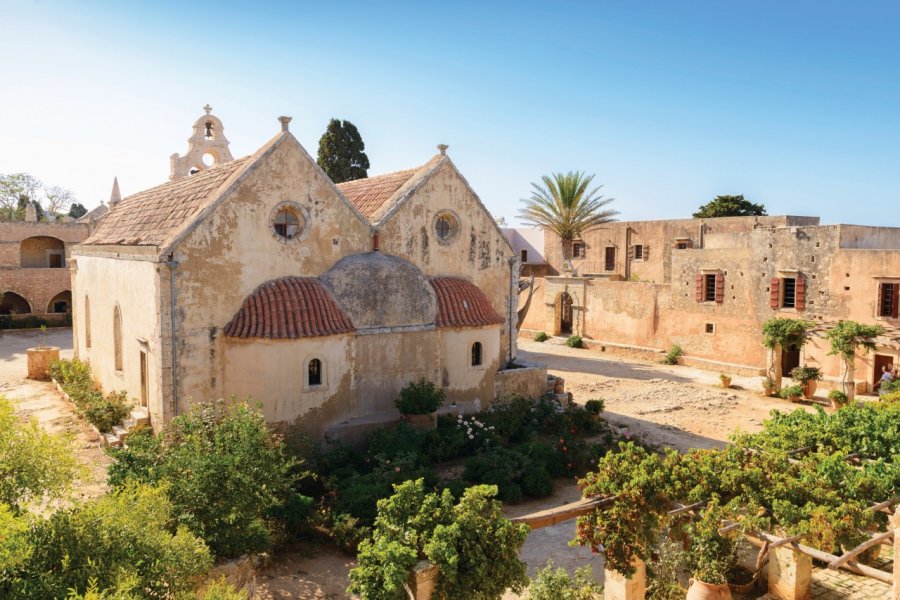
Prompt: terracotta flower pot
<box><xmin>789</xmin><ymin>394</ymin><xmax>801</xmax><ymax>403</ymax></box>
<box><xmin>686</xmin><ymin>579</ymin><xmax>732</xmax><ymax>600</ymax></box>
<box><xmin>762</xmin><ymin>385</ymin><xmax>774</xmax><ymax>397</ymax></box>
<box><xmin>720</xmin><ymin>377</ymin><xmax>732</xmax><ymax>388</ymax></box>
<box><xmin>802</xmin><ymin>380</ymin><xmax>817</xmax><ymax>399</ymax></box>
<box><xmin>829</xmin><ymin>398</ymin><xmax>844</xmax><ymax>410</ymax></box>
<box><xmin>553</xmin><ymin>378</ymin><xmax>565</xmax><ymax>394</ymax></box>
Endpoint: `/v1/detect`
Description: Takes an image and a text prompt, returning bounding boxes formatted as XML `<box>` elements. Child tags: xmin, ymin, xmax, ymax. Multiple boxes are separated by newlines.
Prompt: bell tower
<box><xmin>169</xmin><ymin>104</ymin><xmax>235</xmax><ymax>180</ymax></box>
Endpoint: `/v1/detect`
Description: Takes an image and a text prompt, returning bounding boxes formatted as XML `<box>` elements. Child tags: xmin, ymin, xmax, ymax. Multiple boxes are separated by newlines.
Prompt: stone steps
<box><xmin>100</xmin><ymin>407</ymin><xmax>151</xmax><ymax>448</ymax></box>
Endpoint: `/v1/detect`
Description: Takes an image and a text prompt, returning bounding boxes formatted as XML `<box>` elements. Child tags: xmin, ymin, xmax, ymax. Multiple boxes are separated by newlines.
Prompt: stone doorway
<box><xmin>781</xmin><ymin>344</ymin><xmax>800</xmax><ymax>377</ymax></box>
<box><xmin>873</xmin><ymin>354</ymin><xmax>893</xmax><ymax>391</ymax></box>
<box><xmin>558</xmin><ymin>292</ymin><xmax>573</xmax><ymax>336</ymax></box>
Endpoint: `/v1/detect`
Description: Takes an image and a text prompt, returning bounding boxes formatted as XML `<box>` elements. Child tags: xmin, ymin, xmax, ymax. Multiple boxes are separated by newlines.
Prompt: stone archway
<box><xmin>558</xmin><ymin>292</ymin><xmax>574</xmax><ymax>336</ymax></box>
<box><xmin>0</xmin><ymin>292</ymin><xmax>32</xmax><ymax>315</ymax></box>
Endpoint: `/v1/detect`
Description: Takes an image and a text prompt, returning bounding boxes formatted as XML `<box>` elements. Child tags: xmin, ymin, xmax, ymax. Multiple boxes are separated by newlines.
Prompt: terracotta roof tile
<box><xmin>83</xmin><ymin>157</ymin><xmax>250</xmax><ymax>246</ymax></box>
<box><xmin>335</xmin><ymin>167</ymin><xmax>420</xmax><ymax>219</ymax></box>
<box><xmin>224</xmin><ymin>277</ymin><xmax>355</xmax><ymax>339</ymax></box>
<box><xmin>430</xmin><ymin>277</ymin><xmax>505</xmax><ymax>328</ymax></box>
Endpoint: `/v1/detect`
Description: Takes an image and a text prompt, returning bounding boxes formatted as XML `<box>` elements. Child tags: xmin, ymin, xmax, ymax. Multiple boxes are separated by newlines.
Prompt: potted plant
<box><xmin>719</xmin><ymin>373</ymin><xmax>732</xmax><ymax>388</ymax></box>
<box><xmin>761</xmin><ymin>376</ymin><xmax>775</xmax><ymax>397</ymax></box>
<box><xmin>685</xmin><ymin>501</ymin><xmax>736</xmax><ymax>600</ymax></box>
<box><xmin>779</xmin><ymin>384</ymin><xmax>804</xmax><ymax>403</ymax></box>
<box><xmin>827</xmin><ymin>389</ymin><xmax>848</xmax><ymax>410</ymax></box>
<box><xmin>790</xmin><ymin>366</ymin><xmax>822</xmax><ymax>399</ymax></box>
<box><xmin>394</xmin><ymin>378</ymin><xmax>445</xmax><ymax>429</ymax></box>
<box><xmin>27</xmin><ymin>325</ymin><xmax>60</xmax><ymax>381</ymax></box>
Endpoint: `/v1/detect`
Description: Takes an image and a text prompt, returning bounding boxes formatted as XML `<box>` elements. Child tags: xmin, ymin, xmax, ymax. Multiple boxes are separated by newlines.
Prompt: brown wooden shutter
<box><xmin>769</xmin><ymin>278</ymin><xmax>781</xmax><ymax>309</ymax></box>
<box><xmin>695</xmin><ymin>274</ymin><xmax>703</xmax><ymax>302</ymax></box>
<box><xmin>715</xmin><ymin>273</ymin><xmax>725</xmax><ymax>303</ymax></box>
<box><xmin>795</xmin><ymin>275</ymin><xmax>806</xmax><ymax>310</ymax></box>
<box><xmin>892</xmin><ymin>284</ymin><xmax>899</xmax><ymax>318</ymax></box>
<box><xmin>643</xmin><ymin>245</ymin><xmax>649</xmax><ymax>261</ymax></box>
<box><xmin>627</xmin><ymin>246</ymin><xmax>634</xmax><ymax>260</ymax></box>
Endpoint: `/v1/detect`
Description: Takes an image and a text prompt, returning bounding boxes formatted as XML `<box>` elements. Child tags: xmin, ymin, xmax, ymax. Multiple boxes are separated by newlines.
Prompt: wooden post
<box><xmin>768</xmin><ymin>545</ymin><xmax>812</xmax><ymax>600</ymax></box>
<box><xmin>604</xmin><ymin>558</ymin><xmax>646</xmax><ymax>600</ymax></box>
<box><xmin>409</xmin><ymin>560</ymin><xmax>439</xmax><ymax>600</ymax></box>
<box><xmin>892</xmin><ymin>508</ymin><xmax>900</xmax><ymax>600</ymax></box>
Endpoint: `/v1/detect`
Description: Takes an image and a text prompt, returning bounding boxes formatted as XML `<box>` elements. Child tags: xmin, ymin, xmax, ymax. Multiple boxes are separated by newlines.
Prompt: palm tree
<box><xmin>518</xmin><ymin>171</ymin><xmax>618</xmax><ymax>262</ymax></box>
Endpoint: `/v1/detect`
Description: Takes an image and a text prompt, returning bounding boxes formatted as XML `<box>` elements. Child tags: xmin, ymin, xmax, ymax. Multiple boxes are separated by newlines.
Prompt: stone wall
<box><xmin>494</xmin><ymin>359</ymin><xmax>548</xmax><ymax>401</ymax></box>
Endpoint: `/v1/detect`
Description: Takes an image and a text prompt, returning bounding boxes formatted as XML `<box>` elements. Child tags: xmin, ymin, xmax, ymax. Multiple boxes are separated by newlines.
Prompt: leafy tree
<box><xmin>692</xmin><ymin>195</ymin><xmax>766</xmax><ymax>218</ymax></box>
<box><xmin>5</xmin><ymin>482</ymin><xmax>212</xmax><ymax>599</ymax></box>
<box><xmin>0</xmin><ymin>395</ymin><xmax>81</xmax><ymax>513</ymax></box>
<box><xmin>0</xmin><ymin>173</ymin><xmax>41</xmax><ymax>220</ymax></box>
<box><xmin>526</xmin><ymin>561</ymin><xmax>602</xmax><ymax>600</ymax></box>
<box><xmin>348</xmin><ymin>479</ymin><xmax>530</xmax><ymax>600</ymax></box>
<box><xmin>518</xmin><ymin>171</ymin><xmax>618</xmax><ymax>261</ymax></box>
<box><xmin>825</xmin><ymin>320</ymin><xmax>885</xmax><ymax>399</ymax></box>
<box><xmin>317</xmin><ymin>118</ymin><xmax>370</xmax><ymax>183</ymax></box>
<box><xmin>68</xmin><ymin>203</ymin><xmax>88</xmax><ymax>219</ymax></box>
<box><xmin>107</xmin><ymin>400</ymin><xmax>304</xmax><ymax>558</ymax></box>
<box><xmin>44</xmin><ymin>185</ymin><xmax>75</xmax><ymax>217</ymax></box>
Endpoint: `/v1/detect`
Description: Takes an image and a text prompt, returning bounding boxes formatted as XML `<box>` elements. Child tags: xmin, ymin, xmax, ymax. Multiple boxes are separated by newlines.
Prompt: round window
<box><xmin>270</xmin><ymin>203</ymin><xmax>307</xmax><ymax>242</ymax></box>
<box><xmin>434</xmin><ymin>211</ymin><xmax>459</xmax><ymax>244</ymax></box>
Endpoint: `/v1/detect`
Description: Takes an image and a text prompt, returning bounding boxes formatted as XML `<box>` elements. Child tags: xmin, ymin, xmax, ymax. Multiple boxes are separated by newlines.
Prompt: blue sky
<box><xmin>1</xmin><ymin>1</ymin><xmax>898</xmax><ymax>225</ymax></box>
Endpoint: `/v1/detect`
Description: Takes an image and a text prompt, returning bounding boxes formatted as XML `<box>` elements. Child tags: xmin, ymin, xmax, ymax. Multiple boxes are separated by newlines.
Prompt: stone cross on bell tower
<box><xmin>169</xmin><ymin>105</ymin><xmax>235</xmax><ymax>180</ymax></box>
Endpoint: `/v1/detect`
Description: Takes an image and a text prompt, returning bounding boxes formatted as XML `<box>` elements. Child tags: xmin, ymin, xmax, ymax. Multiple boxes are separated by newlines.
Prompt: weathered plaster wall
<box><xmin>839</xmin><ymin>225</ymin><xmax>900</xmax><ymax>250</ymax></box>
<box><xmin>224</xmin><ymin>335</ymin><xmax>353</xmax><ymax>425</ymax></box>
<box><xmin>173</xmin><ymin>136</ymin><xmax>371</xmax><ymax>414</ymax></box>
<box><xmin>439</xmin><ymin>326</ymin><xmax>501</xmax><ymax>407</ymax></box>
<box><xmin>71</xmin><ymin>255</ymin><xmax>165</xmax><ymax>424</ymax></box>
<box><xmin>378</xmin><ymin>160</ymin><xmax>516</xmax><ymax>366</ymax></box>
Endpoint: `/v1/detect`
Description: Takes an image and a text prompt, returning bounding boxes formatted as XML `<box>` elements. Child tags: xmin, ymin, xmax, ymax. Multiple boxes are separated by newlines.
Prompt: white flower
<box><xmin>468</xmin><ymin>434</ymin><xmax>474</xmax><ymax>439</ymax></box>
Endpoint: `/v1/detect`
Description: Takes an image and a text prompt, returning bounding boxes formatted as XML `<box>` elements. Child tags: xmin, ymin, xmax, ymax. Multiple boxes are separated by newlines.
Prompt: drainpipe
<box><xmin>507</xmin><ymin>255</ymin><xmax>517</xmax><ymax>367</ymax></box>
<box><xmin>165</xmin><ymin>254</ymin><xmax>179</xmax><ymax>418</ymax></box>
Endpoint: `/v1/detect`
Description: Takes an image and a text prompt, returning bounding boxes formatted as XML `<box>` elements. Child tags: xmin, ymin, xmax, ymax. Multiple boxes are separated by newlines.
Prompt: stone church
<box><xmin>71</xmin><ymin>108</ymin><xmax>539</xmax><ymax>438</ymax></box>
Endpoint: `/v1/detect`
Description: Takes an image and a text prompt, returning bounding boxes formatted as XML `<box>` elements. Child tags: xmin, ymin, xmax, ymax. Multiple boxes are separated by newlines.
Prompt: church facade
<box><xmin>71</xmin><ymin>109</ymin><xmax>535</xmax><ymax>438</ymax></box>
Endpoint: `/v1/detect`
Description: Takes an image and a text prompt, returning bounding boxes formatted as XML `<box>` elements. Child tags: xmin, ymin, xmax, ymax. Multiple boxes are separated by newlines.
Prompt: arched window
<box><xmin>84</xmin><ymin>295</ymin><xmax>91</xmax><ymax>348</ymax></box>
<box><xmin>471</xmin><ymin>342</ymin><xmax>482</xmax><ymax>367</ymax></box>
<box><xmin>113</xmin><ymin>306</ymin><xmax>123</xmax><ymax>372</ymax></box>
<box><xmin>308</xmin><ymin>358</ymin><xmax>322</xmax><ymax>386</ymax></box>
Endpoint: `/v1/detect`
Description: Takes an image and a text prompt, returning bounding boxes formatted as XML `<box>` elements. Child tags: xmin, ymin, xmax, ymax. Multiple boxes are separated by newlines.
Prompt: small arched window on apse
<box><xmin>308</xmin><ymin>358</ymin><xmax>322</xmax><ymax>386</ymax></box>
<box><xmin>84</xmin><ymin>295</ymin><xmax>91</xmax><ymax>348</ymax></box>
<box><xmin>113</xmin><ymin>306</ymin><xmax>123</xmax><ymax>372</ymax></box>
<box><xmin>471</xmin><ymin>342</ymin><xmax>483</xmax><ymax>367</ymax></box>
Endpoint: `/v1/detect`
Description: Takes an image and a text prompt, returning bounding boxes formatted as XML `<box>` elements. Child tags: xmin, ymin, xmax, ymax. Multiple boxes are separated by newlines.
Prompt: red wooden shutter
<box><xmin>695</xmin><ymin>274</ymin><xmax>703</xmax><ymax>302</ymax></box>
<box><xmin>715</xmin><ymin>273</ymin><xmax>725</xmax><ymax>303</ymax></box>
<box><xmin>892</xmin><ymin>284</ymin><xmax>899</xmax><ymax>318</ymax></box>
<box><xmin>795</xmin><ymin>275</ymin><xmax>806</xmax><ymax>310</ymax></box>
<box><xmin>769</xmin><ymin>278</ymin><xmax>781</xmax><ymax>309</ymax></box>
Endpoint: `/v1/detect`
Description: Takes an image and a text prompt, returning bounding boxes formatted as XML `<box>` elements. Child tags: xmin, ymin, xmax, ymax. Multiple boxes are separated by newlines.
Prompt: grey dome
<box><xmin>320</xmin><ymin>252</ymin><xmax>436</xmax><ymax>330</ymax></box>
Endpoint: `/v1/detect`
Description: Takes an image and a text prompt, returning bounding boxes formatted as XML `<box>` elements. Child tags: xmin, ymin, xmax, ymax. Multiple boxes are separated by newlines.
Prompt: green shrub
<box><xmin>464</xmin><ymin>449</ymin><xmax>529</xmax><ymax>503</ymax></box>
<box><xmin>107</xmin><ymin>400</ymin><xmax>301</xmax><ymax>558</ymax></box>
<box><xmin>879</xmin><ymin>378</ymin><xmax>900</xmax><ymax>395</ymax></box>
<box><xmin>565</xmin><ymin>335</ymin><xmax>583</xmax><ymax>348</ymax></box>
<box><xmin>0</xmin><ymin>396</ymin><xmax>80</xmax><ymax>512</ymax></box>
<box><xmin>9</xmin><ymin>482</ymin><xmax>212</xmax><ymax>599</ymax></box>
<box><xmin>584</xmin><ymin>399</ymin><xmax>604</xmax><ymax>415</ymax></box>
<box><xmin>661</xmin><ymin>344</ymin><xmax>682</xmax><ymax>365</ymax></box>
<box><xmin>790</xmin><ymin>366</ymin><xmax>823</xmax><ymax>383</ymax></box>
<box><xmin>527</xmin><ymin>560</ymin><xmax>602</xmax><ymax>600</ymax></box>
<box><xmin>533</xmin><ymin>331</ymin><xmax>549</xmax><ymax>342</ymax></box>
<box><xmin>49</xmin><ymin>359</ymin><xmax>132</xmax><ymax>433</ymax></box>
<box><xmin>348</xmin><ymin>479</ymin><xmax>530</xmax><ymax>600</ymax></box>
<box><xmin>395</xmin><ymin>378</ymin><xmax>445</xmax><ymax>415</ymax></box>
<box><xmin>521</xmin><ymin>466</ymin><xmax>554</xmax><ymax>498</ymax></box>
<box><xmin>483</xmin><ymin>396</ymin><xmax>564</xmax><ymax>443</ymax></box>
<box><xmin>780</xmin><ymin>384</ymin><xmax>804</xmax><ymax>399</ymax></box>
<box><xmin>328</xmin><ymin>513</ymin><xmax>372</xmax><ymax>554</ymax></box>
<box><xmin>827</xmin><ymin>389</ymin><xmax>849</xmax><ymax>405</ymax></box>
<box><xmin>564</xmin><ymin>403</ymin><xmax>603</xmax><ymax>435</ymax></box>
<box><xmin>367</xmin><ymin>422</ymin><xmax>428</xmax><ymax>461</ymax></box>
<box><xmin>198</xmin><ymin>578</ymin><xmax>248</xmax><ymax>600</ymax></box>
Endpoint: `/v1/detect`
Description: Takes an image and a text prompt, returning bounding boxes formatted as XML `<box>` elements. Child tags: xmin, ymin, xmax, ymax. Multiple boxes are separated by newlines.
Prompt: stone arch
<box><xmin>20</xmin><ymin>236</ymin><xmax>65</xmax><ymax>268</ymax></box>
<box><xmin>0</xmin><ymin>292</ymin><xmax>31</xmax><ymax>315</ymax></box>
<box><xmin>556</xmin><ymin>292</ymin><xmax>574</xmax><ymax>336</ymax></box>
<box><xmin>47</xmin><ymin>290</ymin><xmax>72</xmax><ymax>313</ymax></box>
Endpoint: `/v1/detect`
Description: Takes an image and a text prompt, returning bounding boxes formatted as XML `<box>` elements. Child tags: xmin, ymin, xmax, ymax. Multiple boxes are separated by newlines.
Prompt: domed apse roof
<box><xmin>320</xmin><ymin>252</ymin><xmax>437</xmax><ymax>330</ymax></box>
<box><xmin>224</xmin><ymin>277</ymin><xmax>354</xmax><ymax>339</ymax></box>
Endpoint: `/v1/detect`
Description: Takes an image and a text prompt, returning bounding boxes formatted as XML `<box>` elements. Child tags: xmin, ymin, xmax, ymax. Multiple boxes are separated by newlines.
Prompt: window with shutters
<box><xmin>634</xmin><ymin>245</ymin><xmax>644</xmax><ymax>260</ymax></box>
<box><xmin>878</xmin><ymin>282</ymin><xmax>899</xmax><ymax>318</ymax></box>
<box><xmin>771</xmin><ymin>274</ymin><xmax>806</xmax><ymax>310</ymax></box>
<box><xmin>573</xmin><ymin>242</ymin><xmax>586</xmax><ymax>258</ymax></box>
<box><xmin>696</xmin><ymin>272</ymin><xmax>724</xmax><ymax>303</ymax></box>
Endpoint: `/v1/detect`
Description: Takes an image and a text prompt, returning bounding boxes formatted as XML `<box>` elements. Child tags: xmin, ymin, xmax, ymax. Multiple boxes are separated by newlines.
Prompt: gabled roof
<box><xmin>224</xmin><ymin>276</ymin><xmax>355</xmax><ymax>339</ymax></box>
<box><xmin>83</xmin><ymin>157</ymin><xmax>251</xmax><ymax>246</ymax></box>
<box><xmin>430</xmin><ymin>277</ymin><xmax>505</xmax><ymax>328</ymax></box>
<box><xmin>336</xmin><ymin>156</ymin><xmax>443</xmax><ymax>221</ymax></box>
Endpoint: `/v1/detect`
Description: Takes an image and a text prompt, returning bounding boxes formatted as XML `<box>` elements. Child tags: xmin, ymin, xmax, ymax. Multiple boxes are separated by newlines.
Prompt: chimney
<box><xmin>24</xmin><ymin>203</ymin><xmax>36</xmax><ymax>222</ymax></box>
<box><xmin>437</xmin><ymin>144</ymin><xmax>448</xmax><ymax>156</ymax></box>
<box><xmin>278</xmin><ymin>116</ymin><xmax>292</xmax><ymax>132</ymax></box>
